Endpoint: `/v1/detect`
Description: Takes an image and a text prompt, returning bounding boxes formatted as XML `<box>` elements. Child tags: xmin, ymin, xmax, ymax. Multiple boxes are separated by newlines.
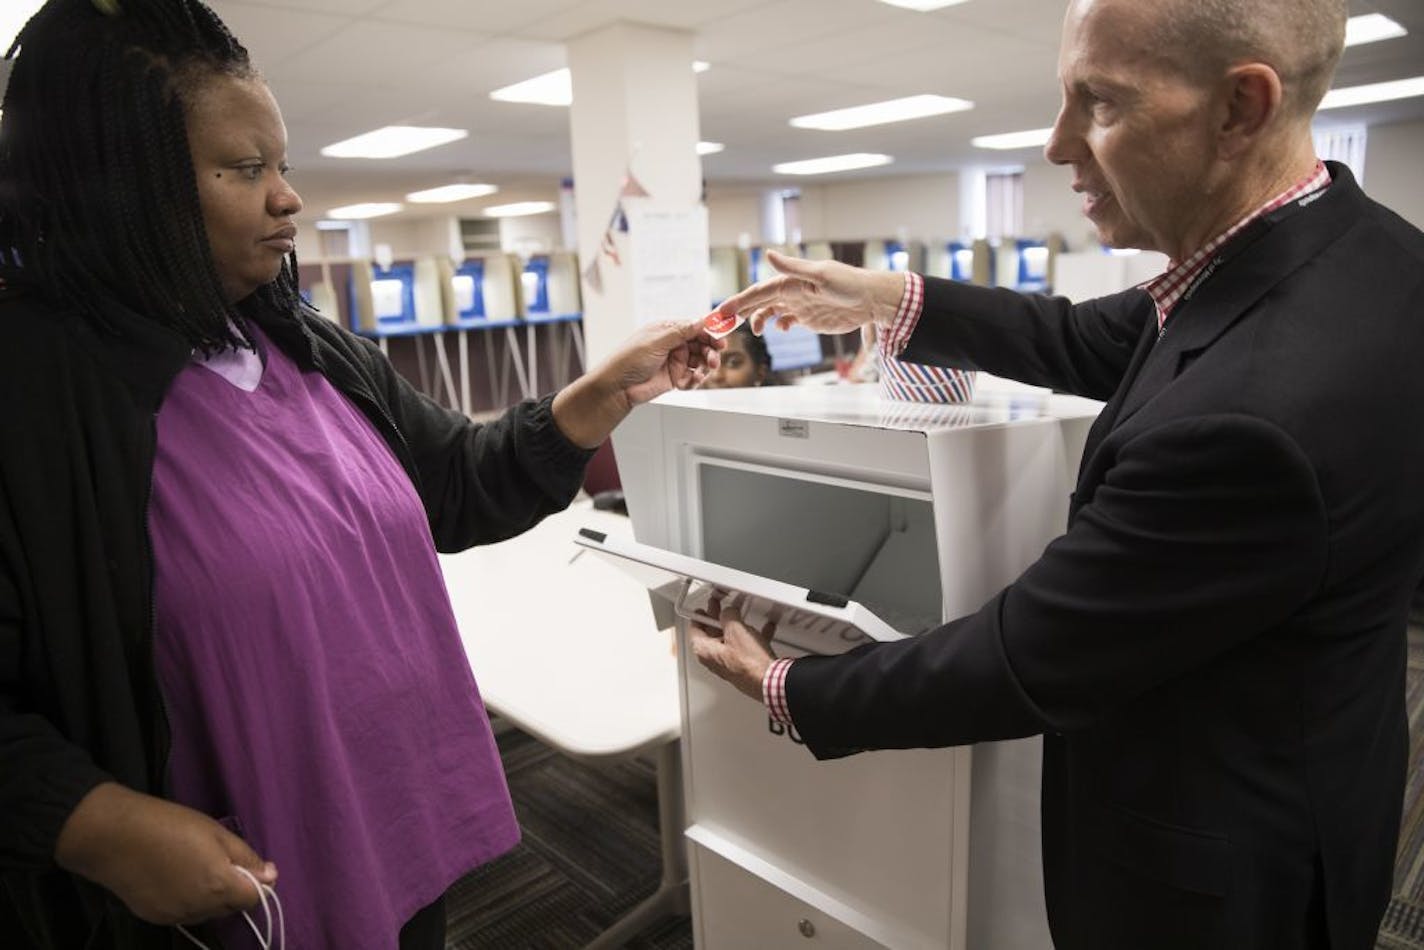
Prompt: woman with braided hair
<box><xmin>0</xmin><ymin>1</ymin><xmax>721</xmax><ymax>946</ymax></box>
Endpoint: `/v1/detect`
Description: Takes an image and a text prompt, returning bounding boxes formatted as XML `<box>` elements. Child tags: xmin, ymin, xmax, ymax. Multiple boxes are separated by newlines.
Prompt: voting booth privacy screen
<box><xmin>349</xmin><ymin>263</ymin><xmax>416</xmax><ymax>332</ymax></box>
<box><xmin>451</xmin><ymin>259</ymin><xmax>486</xmax><ymax>323</ymax></box>
<box><xmin>521</xmin><ymin>256</ymin><xmax>550</xmax><ymax>316</ymax></box>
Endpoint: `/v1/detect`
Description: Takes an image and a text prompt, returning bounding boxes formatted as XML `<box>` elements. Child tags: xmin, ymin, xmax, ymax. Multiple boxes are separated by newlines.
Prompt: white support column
<box><xmin>568</xmin><ymin>23</ymin><xmax>706</xmax><ymax>368</ymax></box>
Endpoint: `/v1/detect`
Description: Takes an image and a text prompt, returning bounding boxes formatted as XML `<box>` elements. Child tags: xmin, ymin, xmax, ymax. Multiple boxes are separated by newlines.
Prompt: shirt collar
<box><xmin>1143</xmin><ymin>161</ymin><xmax>1331</xmax><ymax>328</ymax></box>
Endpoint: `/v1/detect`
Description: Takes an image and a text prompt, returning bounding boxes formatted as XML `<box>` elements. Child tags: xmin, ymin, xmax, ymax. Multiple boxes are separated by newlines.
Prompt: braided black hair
<box><xmin>0</xmin><ymin>0</ymin><xmax>304</xmax><ymax>354</ymax></box>
<box><xmin>732</xmin><ymin>323</ymin><xmax>771</xmax><ymax>372</ymax></box>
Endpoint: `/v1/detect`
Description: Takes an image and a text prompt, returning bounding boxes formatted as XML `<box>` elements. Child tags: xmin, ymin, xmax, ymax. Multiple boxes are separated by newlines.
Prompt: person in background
<box><xmin>0</xmin><ymin>1</ymin><xmax>720</xmax><ymax>947</ymax></box>
<box><xmin>692</xmin><ymin>0</ymin><xmax>1424</xmax><ymax>947</ymax></box>
<box><xmin>701</xmin><ymin>323</ymin><xmax>773</xmax><ymax>389</ymax></box>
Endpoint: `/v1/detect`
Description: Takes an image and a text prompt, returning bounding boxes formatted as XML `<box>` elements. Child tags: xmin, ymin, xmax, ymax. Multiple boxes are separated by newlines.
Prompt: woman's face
<box><xmin>703</xmin><ymin>333</ymin><xmax>767</xmax><ymax>390</ymax></box>
<box><xmin>185</xmin><ymin>76</ymin><xmax>303</xmax><ymax>303</ymax></box>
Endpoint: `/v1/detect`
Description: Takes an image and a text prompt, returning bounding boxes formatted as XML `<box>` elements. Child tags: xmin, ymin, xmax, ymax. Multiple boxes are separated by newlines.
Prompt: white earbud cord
<box><xmin>175</xmin><ymin>864</ymin><xmax>285</xmax><ymax>949</ymax></box>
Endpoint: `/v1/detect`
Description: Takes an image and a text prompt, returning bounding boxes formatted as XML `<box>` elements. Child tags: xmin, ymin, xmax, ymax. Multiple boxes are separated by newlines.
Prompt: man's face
<box><xmin>1044</xmin><ymin>0</ymin><xmax>1219</xmax><ymax>259</ymax></box>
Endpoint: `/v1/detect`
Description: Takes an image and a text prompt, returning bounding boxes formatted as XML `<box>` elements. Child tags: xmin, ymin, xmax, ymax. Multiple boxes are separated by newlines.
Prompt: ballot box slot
<box><xmin>691</xmin><ymin>456</ymin><xmax>942</xmax><ymax>656</ymax></box>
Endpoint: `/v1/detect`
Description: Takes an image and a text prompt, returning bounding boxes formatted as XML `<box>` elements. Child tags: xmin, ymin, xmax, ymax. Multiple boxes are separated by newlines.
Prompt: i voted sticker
<box><xmin>703</xmin><ymin>310</ymin><xmax>743</xmax><ymax>339</ymax></box>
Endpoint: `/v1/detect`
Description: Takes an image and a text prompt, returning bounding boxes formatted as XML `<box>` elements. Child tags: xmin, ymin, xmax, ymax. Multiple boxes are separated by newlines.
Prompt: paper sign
<box><xmin>627</xmin><ymin>203</ymin><xmax>710</xmax><ymax>325</ymax></box>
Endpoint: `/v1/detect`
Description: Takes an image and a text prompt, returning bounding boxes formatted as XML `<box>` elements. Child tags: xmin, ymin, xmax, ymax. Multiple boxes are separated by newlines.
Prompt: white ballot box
<box><xmin>609</xmin><ymin>380</ymin><xmax>1101</xmax><ymax>949</ymax></box>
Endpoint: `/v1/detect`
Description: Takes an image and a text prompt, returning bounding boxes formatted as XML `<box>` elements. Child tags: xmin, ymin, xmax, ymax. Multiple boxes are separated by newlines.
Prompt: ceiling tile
<box><xmin>370</xmin><ymin>0</ymin><xmax>579</xmax><ymax>33</ymax></box>
<box><xmin>419</xmin><ymin>37</ymin><xmax>568</xmax><ymax>94</ymax></box>
<box><xmin>264</xmin><ymin>20</ymin><xmax>488</xmax><ymax>86</ymax></box>
<box><xmin>209</xmin><ymin>1</ymin><xmax>351</xmax><ymax>67</ymax></box>
<box><xmin>187</xmin><ymin>0</ymin><xmax>1424</xmax><ymax>219</ymax></box>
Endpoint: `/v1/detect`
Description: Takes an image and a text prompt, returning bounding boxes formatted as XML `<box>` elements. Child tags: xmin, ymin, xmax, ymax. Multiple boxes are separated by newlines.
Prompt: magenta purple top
<box><xmin>148</xmin><ymin>322</ymin><xmax>518</xmax><ymax>948</ymax></box>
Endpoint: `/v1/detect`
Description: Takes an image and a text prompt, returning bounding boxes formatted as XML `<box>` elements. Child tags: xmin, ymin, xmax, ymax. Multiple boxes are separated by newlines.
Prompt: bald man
<box><xmin>697</xmin><ymin>0</ymin><xmax>1424</xmax><ymax>947</ymax></box>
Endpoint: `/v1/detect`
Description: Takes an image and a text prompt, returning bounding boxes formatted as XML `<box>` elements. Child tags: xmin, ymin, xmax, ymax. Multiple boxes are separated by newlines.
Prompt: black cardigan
<box><xmin>0</xmin><ymin>284</ymin><xmax>592</xmax><ymax>947</ymax></box>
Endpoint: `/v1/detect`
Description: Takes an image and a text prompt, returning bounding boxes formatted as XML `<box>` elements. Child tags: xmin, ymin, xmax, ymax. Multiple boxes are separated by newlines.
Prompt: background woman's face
<box><xmin>703</xmin><ymin>334</ymin><xmax>768</xmax><ymax>390</ymax></box>
<box><xmin>185</xmin><ymin>77</ymin><xmax>303</xmax><ymax>303</ymax></box>
<box><xmin>703</xmin><ymin>334</ymin><xmax>766</xmax><ymax>389</ymax></box>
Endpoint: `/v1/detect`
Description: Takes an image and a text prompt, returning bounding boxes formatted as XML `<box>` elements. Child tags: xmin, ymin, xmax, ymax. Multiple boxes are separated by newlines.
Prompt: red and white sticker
<box><xmin>703</xmin><ymin>310</ymin><xmax>744</xmax><ymax>339</ymax></box>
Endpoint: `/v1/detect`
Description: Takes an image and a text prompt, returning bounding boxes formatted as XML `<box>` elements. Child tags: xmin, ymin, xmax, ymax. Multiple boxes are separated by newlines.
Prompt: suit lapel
<box><xmin>1110</xmin><ymin>167</ymin><xmax>1358</xmax><ymax>429</ymax></box>
<box><xmin>1068</xmin><ymin>163</ymin><xmax>1365</xmax><ymax>520</ymax></box>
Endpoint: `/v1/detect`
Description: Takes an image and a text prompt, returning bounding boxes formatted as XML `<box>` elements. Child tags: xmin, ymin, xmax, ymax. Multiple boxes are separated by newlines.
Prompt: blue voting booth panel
<box><xmin>352</xmin><ymin>263</ymin><xmax>417</xmax><ymax>332</ymax></box>
<box><xmin>748</xmin><ymin>247</ymin><xmax>768</xmax><ymax>284</ymax></box>
<box><xmin>1015</xmin><ymin>239</ymin><xmax>1050</xmax><ymax>292</ymax></box>
<box><xmin>885</xmin><ymin>241</ymin><xmax>910</xmax><ymax>272</ymax></box>
<box><xmin>521</xmin><ymin>256</ymin><xmax>551</xmax><ymax>317</ymax></box>
<box><xmin>451</xmin><ymin>259</ymin><xmax>487</xmax><ymax>325</ymax></box>
<box><xmin>948</xmin><ymin>242</ymin><xmax>975</xmax><ymax>282</ymax></box>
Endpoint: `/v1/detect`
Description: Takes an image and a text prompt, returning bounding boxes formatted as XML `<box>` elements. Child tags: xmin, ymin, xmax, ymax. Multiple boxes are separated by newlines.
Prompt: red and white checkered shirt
<box><xmin>764</xmin><ymin>655</ymin><xmax>795</xmax><ymax>724</ymax></box>
<box><xmin>876</xmin><ymin>270</ymin><xmax>926</xmax><ymax>358</ymax></box>
<box><xmin>1144</xmin><ymin>162</ymin><xmax>1330</xmax><ymax>330</ymax></box>
<box><xmin>762</xmin><ymin>163</ymin><xmax>1333</xmax><ymax>728</ymax></box>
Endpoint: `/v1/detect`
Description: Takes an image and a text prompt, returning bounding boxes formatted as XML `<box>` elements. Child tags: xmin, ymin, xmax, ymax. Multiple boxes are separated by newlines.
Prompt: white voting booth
<box><xmin>604</xmin><ymin>380</ymin><xmax>1102</xmax><ymax>949</ymax></box>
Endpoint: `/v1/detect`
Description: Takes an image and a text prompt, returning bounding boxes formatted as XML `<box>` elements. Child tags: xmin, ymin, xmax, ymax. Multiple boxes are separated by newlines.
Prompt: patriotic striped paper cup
<box><xmin>876</xmin><ymin>346</ymin><xmax>977</xmax><ymax>404</ymax></box>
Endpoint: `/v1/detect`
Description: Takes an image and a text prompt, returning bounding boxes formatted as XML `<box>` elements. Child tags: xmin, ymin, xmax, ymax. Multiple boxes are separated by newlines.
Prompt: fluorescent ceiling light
<box><xmin>491</xmin><ymin>69</ymin><xmax>572</xmax><ymax>106</ymax></box>
<box><xmin>321</xmin><ymin>126</ymin><xmax>468</xmax><ymax>159</ymax></box>
<box><xmin>971</xmin><ymin>127</ymin><xmax>1054</xmax><ymax>150</ymax></box>
<box><xmin>790</xmin><ymin>94</ymin><xmax>973</xmax><ymax>131</ymax></box>
<box><xmin>876</xmin><ymin>0</ymin><xmax>972</xmax><ymax>10</ymax></box>
<box><xmin>1318</xmin><ymin>75</ymin><xmax>1424</xmax><ymax>110</ymax></box>
<box><xmin>492</xmin><ymin>62</ymin><xmax>711</xmax><ymax>107</ymax></box>
<box><xmin>1344</xmin><ymin>13</ymin><xmax>1406</xmax><ymax>48</ymax></box>
<box><xmin>405</xmin><ymin>183</ymin><xmax>499</xmax><ymax>203</ymax></box>
<box><xmin>327</xmin><ymin>202</ymin><xmax>403</xmax><ymax>219</ymax></box>
<box><xmin>697</xmin><ymin>141</ymin><xmax>726</xmax><ymax>156</ymax></box>
<box><xmin>772</xmin><ymin>153</ymin><xmax>894</xmax><ymax>176</ymax></box>
<box><xmin>482</xmin><ymin>201</ymin><xmax>557</xmax><ymax>217</ymax></box>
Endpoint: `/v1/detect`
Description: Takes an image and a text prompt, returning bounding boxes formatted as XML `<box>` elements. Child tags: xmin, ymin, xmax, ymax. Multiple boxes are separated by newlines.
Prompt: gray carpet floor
<box><xmin>443</xmin><ymin>722</ymin><xmax>690</xmax><ymax>950</ymax></box>
<box><xmin>449</xmin><ymin>628</ymin><xmax>1424</xmax><ymax>949</ymax></box>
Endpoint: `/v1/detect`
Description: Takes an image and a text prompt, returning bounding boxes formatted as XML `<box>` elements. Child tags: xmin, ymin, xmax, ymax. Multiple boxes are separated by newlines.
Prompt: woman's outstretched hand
<box><xmin>552</xmin><ymin>317</ymin><xmax>724</xmax><ymax>448</ymax></box>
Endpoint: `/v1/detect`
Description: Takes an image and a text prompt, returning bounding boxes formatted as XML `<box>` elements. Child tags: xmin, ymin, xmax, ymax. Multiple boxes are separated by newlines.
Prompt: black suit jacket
<box><xmin>785</xmin><ymin>164</ymin><xmax>1424</xmax><ymax>949</ymax></box>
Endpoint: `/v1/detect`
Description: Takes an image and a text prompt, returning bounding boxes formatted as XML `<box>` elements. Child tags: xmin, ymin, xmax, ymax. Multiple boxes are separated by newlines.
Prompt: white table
<box><xmin>439</xmin><ymin>501</ymin><xmax>688</xmax><ymax>947</ymax></box>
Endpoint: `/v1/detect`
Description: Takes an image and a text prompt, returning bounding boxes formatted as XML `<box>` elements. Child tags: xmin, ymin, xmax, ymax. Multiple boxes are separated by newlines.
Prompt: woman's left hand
<box><xmin>609</xmin><ymin>318</ymin><xmax>723</xmax><ymax>406</ymax></box>
<box><xmin>552</xmin><ymin>317</ymin><xmax>723</xmax><ymax>448</ymax></box>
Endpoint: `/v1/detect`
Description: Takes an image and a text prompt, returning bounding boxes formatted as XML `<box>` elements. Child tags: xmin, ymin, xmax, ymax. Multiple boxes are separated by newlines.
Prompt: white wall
<box><xmin>296</xmin><ymin>212</ymin><xmax>564</xmax><ymax>263</ymax></box>
<box><xmin>1363</xmin><ymin>118</ymin><xmax>1424</xmax><ymax>231</ymax></box>
<box><xmin>802</xmin><ymin>172</ymin><xmax>959</xmax><ymax>242</ymax></box>
<box><xmin>706</xmin><ymin>173</ymin><xmax>960</xmax><ymax>250</ymax></box>
<box><xmin>294</xmin><ymin>227</ymin><xmax>322</xmax><ymax>262</ymax></box>
<box><xmin>706</xmin><ymin>188</ymin><xmax>763</xmax><ymax>247</ymax></box>
<box><xmin>707</xmin><ymin>168</ymin><xmax>1089</xmax><ymax>251</ymax></box>
<box><xmin>1021</xmin><ymin>161</ymin><xmax>1097</xmax><ymax>250</ymax></box>
<box><xmin>498</xmin><ymin>212</ymin><xmax>563</xmax><ymax>255</ymax></box>
<box><xmin>366</xmin><ymin>219</ymin><xmax>425</xmax><ymax>259</ymax></box>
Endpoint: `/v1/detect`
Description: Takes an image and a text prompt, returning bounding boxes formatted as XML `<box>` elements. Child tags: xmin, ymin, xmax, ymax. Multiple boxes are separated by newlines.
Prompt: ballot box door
<box><xmin>676</xmin><ymin>458</ymin><xmax>969</xmax><ymax>950</ymax></box>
